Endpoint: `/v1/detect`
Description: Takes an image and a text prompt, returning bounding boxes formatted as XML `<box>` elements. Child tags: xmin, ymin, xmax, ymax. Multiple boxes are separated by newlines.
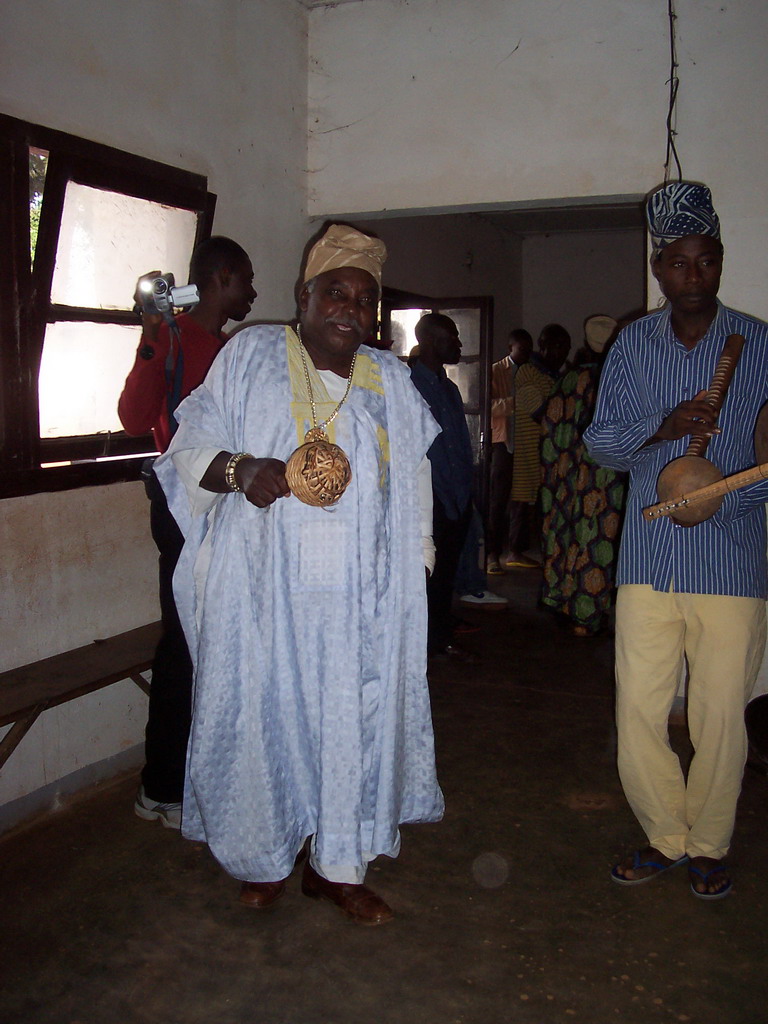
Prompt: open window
<box><xmin>0</xmin><ymin>113</ymin><xmax>216</xmax><ymax>498</ymax></box>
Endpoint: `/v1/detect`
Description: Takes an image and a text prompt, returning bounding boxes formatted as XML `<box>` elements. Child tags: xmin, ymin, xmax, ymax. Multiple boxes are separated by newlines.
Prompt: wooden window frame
<box><xmin>0</xmin><ymin>112</ymin><xmax>216</xmax><ymax>499</ymax></box>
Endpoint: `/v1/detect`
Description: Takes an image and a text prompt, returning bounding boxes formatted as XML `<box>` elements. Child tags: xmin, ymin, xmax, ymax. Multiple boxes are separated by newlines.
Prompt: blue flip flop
<box><xmin>611</xmin><ymin>849</ymin><xmax>689</xmax><ymax>886</ymax></box>
<box><xmin>689</xmin><ymin>863</ymin><xmax>733</xmax><ymax>900</ymax></box>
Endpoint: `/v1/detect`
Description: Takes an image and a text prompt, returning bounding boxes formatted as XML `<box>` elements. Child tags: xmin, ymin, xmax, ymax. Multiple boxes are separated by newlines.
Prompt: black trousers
<box><xmin>507</xmin><ymin>500</ymin><xmax>531</xmax><ymax>556</ymax></box>
<box><xmin>140</xmin><ymin>469</ymin><xmax>193</xmax><ymax>803</ymax></box>
<box><xmin>488</xmin><ymin>442</ymin><xmax>514</xmax><ymax>559</ymax></box>
<box><xmin>428</xmin><ymin>496</ymin><xmax>472</xmax><ymax>653</ymax></box>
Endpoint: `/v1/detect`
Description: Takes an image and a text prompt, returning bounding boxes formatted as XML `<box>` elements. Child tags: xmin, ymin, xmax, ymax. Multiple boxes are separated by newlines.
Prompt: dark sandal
<box><xmin>611</xmin><ymin>849</ymin><xmax>688</xmax><ymax>886</ymax></box>
<box><xmin>689</xmin><ymin>863</ymin><xmax>733</xmax><ymax>900</ymax></box>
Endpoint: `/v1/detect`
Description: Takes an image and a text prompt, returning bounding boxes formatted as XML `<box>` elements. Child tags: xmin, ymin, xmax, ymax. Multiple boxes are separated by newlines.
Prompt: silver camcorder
<box><xmin>138</xmin><ymin>273</ymin><xmax>199</xmax><ymax>316</ymax></box>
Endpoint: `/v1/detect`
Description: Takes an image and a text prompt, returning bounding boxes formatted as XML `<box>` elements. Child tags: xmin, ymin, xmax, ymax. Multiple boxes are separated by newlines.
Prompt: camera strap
<box><xmin>164</xmin><ymin>319</ymin><xmax>185</xmax><ymax>438</ymax></box>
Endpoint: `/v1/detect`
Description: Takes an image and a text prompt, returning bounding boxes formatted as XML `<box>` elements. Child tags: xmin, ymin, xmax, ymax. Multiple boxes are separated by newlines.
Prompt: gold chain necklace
<box><xmin>298</xmin><ymin>338</ymin><xmax>357</xmax><ymax>442</ymax></box>
<box><xmin>284</xmin><ymin>330</ymin><xmax>355</xmax><ymax>507</ymax></box>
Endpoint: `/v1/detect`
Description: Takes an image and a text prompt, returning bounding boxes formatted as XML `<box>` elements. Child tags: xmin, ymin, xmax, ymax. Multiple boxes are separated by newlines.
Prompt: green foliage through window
<box><xmin>29</xmin><ymin>148</ymin><xmax>47</xmax><ymax>264</ymax></box>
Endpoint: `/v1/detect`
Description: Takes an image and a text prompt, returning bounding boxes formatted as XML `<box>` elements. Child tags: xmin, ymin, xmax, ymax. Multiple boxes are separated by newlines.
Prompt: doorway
<box><xmin>327</xmin><ymin>197</ymin><xmax>646</xmax><ymax>527</ymax></box>
<box><xmin>346</xmin><ymin>198</ymin><xmax>646</xmax><ymax>360</ymax></box>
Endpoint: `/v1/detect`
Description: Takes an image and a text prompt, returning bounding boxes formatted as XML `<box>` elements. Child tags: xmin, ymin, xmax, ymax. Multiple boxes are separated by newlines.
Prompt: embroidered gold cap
<box><xmin>303</xmin><ymin>224</ymin><xmax>387</xmax><ymax>293</ymax></box>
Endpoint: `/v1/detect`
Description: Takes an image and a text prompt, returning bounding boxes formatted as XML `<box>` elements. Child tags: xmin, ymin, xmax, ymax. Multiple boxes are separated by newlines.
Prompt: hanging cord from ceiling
<box><xmin>664</xmin><ymin>0</ymin><xmax>683</xmax><ymax>183</ymax></box>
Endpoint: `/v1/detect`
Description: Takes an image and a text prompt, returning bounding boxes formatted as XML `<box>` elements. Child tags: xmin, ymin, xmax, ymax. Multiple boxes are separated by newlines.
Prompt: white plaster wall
<box><xmin>309</xmin><ymin>0</ymin><xmax>666</xmax><ymax>209</ymax></box>
<box><xmin>0</xmin><ymin>483</ymin><xmax>157</xmax><ymax>808</ymax></box>
<box><xmin>0</xmin><ymin>484</ymin><xmax>157</xmax><ymax>671</ymax></box>
<box><xmin>2</xmin><ymin>0</ymin><xmax>309</xmax><ymax>321</ymax></box>
<box><xmin>646</xmin><ymin>0</ymin><xmax>768</xmax><ymax>318</ymax></box>
<box><xmin>0</xmin><ymin>0</ymin><xmax>309</xmax><ymax>818</ymax></box>
<box><xmin>0</xmin><ymin>681</ymin><xmax>149</xmax><ymax>812</ymax></box>
<box><xmin>309</xmin><ymin>0</ymin><xmax>768</xmax><ymax>320</ymax></box>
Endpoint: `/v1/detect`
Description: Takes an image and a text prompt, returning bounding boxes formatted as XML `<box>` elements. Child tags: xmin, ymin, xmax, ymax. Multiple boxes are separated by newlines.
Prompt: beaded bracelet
<box><xmin>224</xmin><ymin>451</ymin><xmax>253</xmax><ymax>492</ymax></box>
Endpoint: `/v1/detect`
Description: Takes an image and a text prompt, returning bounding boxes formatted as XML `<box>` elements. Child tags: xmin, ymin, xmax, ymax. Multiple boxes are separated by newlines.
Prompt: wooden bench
<box><xmin>0</xmin><ymin>621</ymin><xmax>162</xmax><ymax>772</ymax></box>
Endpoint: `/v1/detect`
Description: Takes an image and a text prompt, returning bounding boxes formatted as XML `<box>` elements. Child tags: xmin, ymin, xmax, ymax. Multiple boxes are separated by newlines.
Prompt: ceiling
<box><xmin>303</xmin><ymin>1</ymin><xmax>375</xmax><ymax>7</ymax></box>
<box><xmin>332</xmin><ymin>197</ymin><xmax>646</xmax><ymax>237</ymax></box>
<box><xmin>477</xmin><ymin>199</ymin><xmax>645</xmax><ymax>236</ymax></box>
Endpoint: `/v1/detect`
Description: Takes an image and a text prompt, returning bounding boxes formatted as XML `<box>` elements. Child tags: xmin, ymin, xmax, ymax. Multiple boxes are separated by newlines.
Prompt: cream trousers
<box><xmin>615</xmin><ymin>584</ymin><xmax>766</xmax><ymax>861</ymax></box>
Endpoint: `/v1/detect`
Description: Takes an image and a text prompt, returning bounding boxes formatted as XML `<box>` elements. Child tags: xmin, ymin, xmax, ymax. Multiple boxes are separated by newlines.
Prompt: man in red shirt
<box><xmin>119</xmin><ymin>236</ymin><xmax>256</xmax><ymax>828</ymax></box>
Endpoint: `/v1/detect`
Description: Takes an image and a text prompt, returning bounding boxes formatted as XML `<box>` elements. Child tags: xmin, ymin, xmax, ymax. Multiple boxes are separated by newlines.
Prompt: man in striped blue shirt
<box><xmin>585</xmin><ymin>182</ymin><xmax>768</xmax><ymax>900</ymax></box>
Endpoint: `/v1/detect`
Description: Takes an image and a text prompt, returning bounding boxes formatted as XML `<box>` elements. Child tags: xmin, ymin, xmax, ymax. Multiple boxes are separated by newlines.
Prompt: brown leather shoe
<box><xmin>301</xmin><ymin>862</ymin><xmax>394</xmax><ymax>925</ymax></box>
<box><xmin>239</xmin><ymin>878</ymin><xmax>286</xmax><ymax>909</ymax></box>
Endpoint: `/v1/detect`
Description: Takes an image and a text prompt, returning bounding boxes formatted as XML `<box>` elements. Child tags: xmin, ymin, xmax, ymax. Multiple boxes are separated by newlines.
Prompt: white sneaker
<box><xmin>459</xmin><ymin>590</ymin><xmax>509</xmax><ymax>608</ymax></box>
<box><xmin>134</xmin><ymin>785</ymin><xmax>182</xmax><ymax>830</ymax></box>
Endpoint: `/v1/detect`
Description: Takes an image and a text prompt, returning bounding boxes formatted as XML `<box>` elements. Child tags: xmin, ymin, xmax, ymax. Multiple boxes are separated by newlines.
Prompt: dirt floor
<box><xmin>2</xmin><ymin>571</ymin><xmax>767</xmax><ymax>1024</ymax></box>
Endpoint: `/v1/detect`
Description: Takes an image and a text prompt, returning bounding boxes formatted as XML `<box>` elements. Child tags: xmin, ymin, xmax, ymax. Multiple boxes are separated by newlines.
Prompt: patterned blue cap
<box><xmin>646</xmin><ymin>182</ymin><xmax>721</xmax><ymax>254</ymax></box>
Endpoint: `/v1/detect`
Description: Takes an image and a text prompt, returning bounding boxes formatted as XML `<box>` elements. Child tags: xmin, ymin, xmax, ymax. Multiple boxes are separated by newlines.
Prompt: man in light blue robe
<box><xmin>155</xmin><ymin>225</ymin><xmax>443</xmax><ymax>925</ymax></box>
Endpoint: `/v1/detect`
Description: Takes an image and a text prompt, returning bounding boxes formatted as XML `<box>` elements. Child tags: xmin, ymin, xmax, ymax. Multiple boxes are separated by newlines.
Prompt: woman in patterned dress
<box><xmin>539</xmin><ymin>315</ymin><xmax>626</xmax><ymax>636</ymax></box>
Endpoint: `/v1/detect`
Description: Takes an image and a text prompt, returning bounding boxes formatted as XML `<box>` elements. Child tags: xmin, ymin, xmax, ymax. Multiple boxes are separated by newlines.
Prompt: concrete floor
<box><xmin>2</xmin><ymin>571</ymin><xmax>767</xmax><ymax>1024</ymax></box>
